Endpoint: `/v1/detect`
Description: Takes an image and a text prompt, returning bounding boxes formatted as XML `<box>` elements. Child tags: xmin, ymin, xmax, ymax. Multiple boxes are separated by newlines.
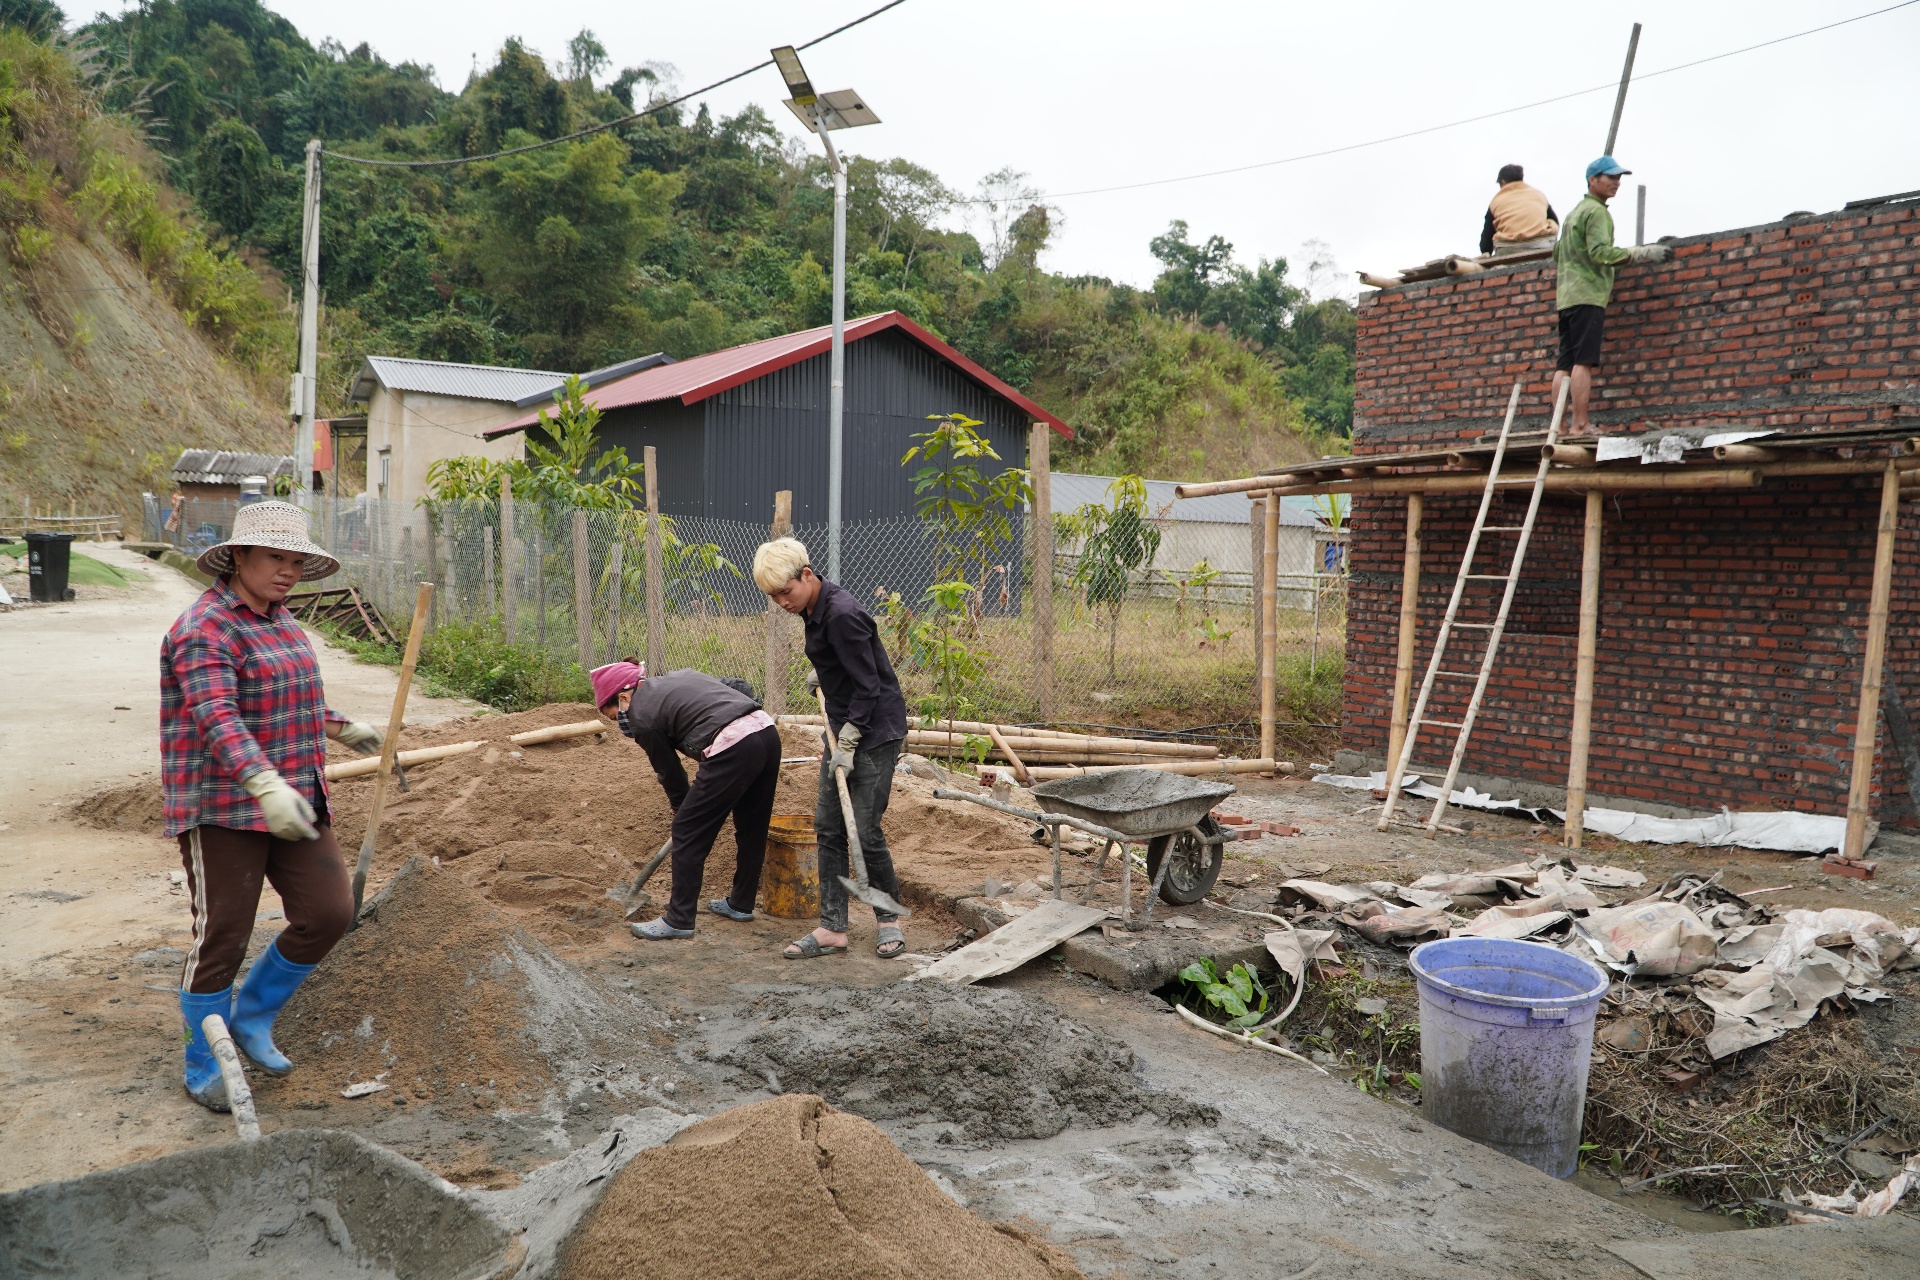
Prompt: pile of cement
<box><xmin>714</xmin><ymin>984</ymin><xmax>1215</xmax><ymax>1140</ymax></box>
<box><xmin>557</xmin><ymin>1093</ymin><xmax>1083</xmax><ymax>1280</ymax></box>
<box><xmin>272</xmin><ymin>857</ymin><xmax>669</xmax><ymax>1112</ymax></box>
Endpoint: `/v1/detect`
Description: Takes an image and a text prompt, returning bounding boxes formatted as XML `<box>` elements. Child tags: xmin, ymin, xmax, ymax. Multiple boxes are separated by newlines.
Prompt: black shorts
<box><xmin>1556</xmin><ymin>305</ymin><xmax>1605</xmax><ymax>371</ymax></box>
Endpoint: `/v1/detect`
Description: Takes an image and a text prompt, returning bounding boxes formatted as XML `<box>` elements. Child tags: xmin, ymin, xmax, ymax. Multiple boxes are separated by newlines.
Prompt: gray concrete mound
<box><xmin>709</xmin><ymin>982</ymin><xmax>1216</xmax><ymax>1140</ymax></box>
<box><xmin>0</xmin><ymin>1128</ymin><xmax>514</xmax><ymax>1280</ymax></box>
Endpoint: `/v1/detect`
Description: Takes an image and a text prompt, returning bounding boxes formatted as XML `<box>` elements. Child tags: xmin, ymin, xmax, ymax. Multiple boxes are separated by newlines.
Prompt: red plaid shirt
<box><xmin>160</xmin><ymin>579</ymin><xmax>344</xmax><ymax>836</ymax></box>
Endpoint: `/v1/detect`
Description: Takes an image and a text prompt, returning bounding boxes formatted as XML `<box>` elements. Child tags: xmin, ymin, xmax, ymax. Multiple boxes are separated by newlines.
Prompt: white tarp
<box><xmin>1315</xmin><ymin>773</ymin><xmax>1862</xmax><ymax>854</ymax></box>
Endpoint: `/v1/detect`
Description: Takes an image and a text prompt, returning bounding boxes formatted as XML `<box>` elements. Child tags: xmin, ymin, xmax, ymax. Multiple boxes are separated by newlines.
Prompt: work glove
<box><xmin>334</xmin><ymin>721</ymin><xmax>382</xmax><ymax>755</ymax></box>
<box><xmin>1627</xmin><ymin>243</ymin><xmax>1672</xmax><ymax>264</ymax></box>
<box><xmin>242</xmin><ymin>769</ymin><xmax>320</xmax><ymax>842</ymax></box>
<box><xmin>831</xmin><ymin>722</ymin><xmax>862</xmax><ymax>774</ymax></box>
<box><xmin>805</xmin><ymin>669</ymin><xmax>821</xmax><ymax>694</ymax></box>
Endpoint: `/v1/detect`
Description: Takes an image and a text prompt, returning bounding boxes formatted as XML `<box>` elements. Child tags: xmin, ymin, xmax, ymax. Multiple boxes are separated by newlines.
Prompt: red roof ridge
<box><xmin>484</xmin><ymin>310</ymin><xmax>1070</xmax><ymax>438</ymax></box>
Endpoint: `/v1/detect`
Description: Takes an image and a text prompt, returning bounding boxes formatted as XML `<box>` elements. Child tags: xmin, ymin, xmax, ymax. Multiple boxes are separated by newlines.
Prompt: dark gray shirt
<box><xmin>802</xmin><ymin>579</ymin><xmax>908</xmax><ymax>744</ymax></box>
<box><xmin>625</xmin><ymin>669</ymin><xmax>762</xmax><ymax>808</ymax></box>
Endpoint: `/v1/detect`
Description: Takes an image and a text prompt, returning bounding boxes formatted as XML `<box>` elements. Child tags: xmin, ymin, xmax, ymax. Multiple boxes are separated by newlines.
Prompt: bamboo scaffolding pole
<box><xmin>1378</xmin><ymin>493</ymin><xmax>1422</xmax><ymax>831</ymax></box>
<box><xmin>1564</xmin><ymin>490</ymin><xmax>1604</xmax><ymax>851</ymax></box>
<box><xmin>1844</xmin><ymin>462</ymin><xmax>1902</xmax><ymax>859</ymax></box>
<box><xmin>509</xmin><ymin>719</ymin><xmax>608</xmax><ymax>746</ymax></box>
<box><xmin>984</xmin><ymin>723</ymin><xmax>1032</xmax><ymax>785</ymax></box>
<box><xmin>776</xmin><ymin>713</ymin><xmax>1207</xmax><ymax>748</ymax></box>
<box><xmin>902</xmin><ymin>730</ymin><xmax>1217</xmax><ymax>758</ymax></box>
<box><xmin>327</xmin><ymin>740</ymin><xmax>484</xmax><ymax>781</ymax></box>
<box><xmin>1017</xmin><ymin>758</ymin><xmax>1288</xmax><ymax>781</ymax></box>
<box><xmin>1260</xmin><ymin>489</ymin><xmax>1280</xmax><ymax>765</ymax></box>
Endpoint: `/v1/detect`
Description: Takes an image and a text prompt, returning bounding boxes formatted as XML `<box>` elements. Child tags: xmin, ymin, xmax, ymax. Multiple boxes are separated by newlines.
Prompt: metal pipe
<box><xmin>1604</xmin><ymin>23</ymin><xmax>1642</xmax><ymax>156</ymax></box>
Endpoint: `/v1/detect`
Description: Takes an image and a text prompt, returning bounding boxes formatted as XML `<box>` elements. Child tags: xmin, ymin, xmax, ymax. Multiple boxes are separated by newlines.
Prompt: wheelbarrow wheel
<box><xmin>1145</xmin><ymin>817</ymin><xmax>1225</xmax><ymax>905</ymax></box>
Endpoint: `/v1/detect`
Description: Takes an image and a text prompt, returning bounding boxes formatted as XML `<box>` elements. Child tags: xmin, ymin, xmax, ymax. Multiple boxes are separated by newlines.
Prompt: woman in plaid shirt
<box><xmin>160</xmin><ymin>502</ymin><xmax>382</xmax><ymax>1111</ymax></box>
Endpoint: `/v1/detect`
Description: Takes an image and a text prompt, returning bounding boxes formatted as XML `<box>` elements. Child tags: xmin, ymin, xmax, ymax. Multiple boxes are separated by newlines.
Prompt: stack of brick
<box><xmin>1342</xmin><ymin>197</ymin><xmax>1920</xmax><ymax>824</ymax></box>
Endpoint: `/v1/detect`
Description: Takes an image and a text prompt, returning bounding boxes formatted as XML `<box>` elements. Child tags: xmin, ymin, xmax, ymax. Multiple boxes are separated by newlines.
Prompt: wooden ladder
<box><xmin>1377</xmin><ymin>379</ymin><xmax>1569</xmax><ymax>837</ymax></box>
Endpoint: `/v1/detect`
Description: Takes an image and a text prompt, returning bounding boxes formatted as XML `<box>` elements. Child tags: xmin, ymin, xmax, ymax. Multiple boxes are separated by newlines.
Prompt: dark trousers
<box><xmin>664</xmin><ymin>725</ymin><xmax>782</xmax><ymax>929</ymax></box>
<box><xmin>815</xmin><ymin>736</ymin><xmax>903</xmax><ymax>932</ymax></box>
<box><xmin>176</xmin><ymin>822</ymin><xmax>353</xmax><ymax>993</ymax></box>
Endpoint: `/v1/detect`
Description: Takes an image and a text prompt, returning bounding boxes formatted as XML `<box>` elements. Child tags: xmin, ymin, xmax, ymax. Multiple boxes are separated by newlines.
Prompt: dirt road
<box><xmin>0</xmin><ymin>544</ymin><xmax>479</xmax><ymax>1187</ymax></box>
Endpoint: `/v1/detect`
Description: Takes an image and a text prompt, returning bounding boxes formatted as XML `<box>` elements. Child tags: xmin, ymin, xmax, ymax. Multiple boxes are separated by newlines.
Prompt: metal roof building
<box><xmin>171</xmin><ymin>450</ymin><xmax>297</xmax><ymax>488</ymax></box>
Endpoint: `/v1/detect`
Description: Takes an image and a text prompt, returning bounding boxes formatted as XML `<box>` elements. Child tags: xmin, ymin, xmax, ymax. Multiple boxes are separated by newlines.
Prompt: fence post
<box><xmin>402</xmin><ymin>525</ymin><xmax>415</xmax><ymax>601</ymax></box>
<box><xmin>607</xmin><ymin>541</ymin><xmax>624</xmax><ymax>663</ymax></box>
<box><xmin>643</xmin><ymin>446</ymin><xmax>665</xmax><ymax>675</ymax></box>
<box><xmin>763</xmin><ymin>489</ymin><xmax>793</xmax><ymax>712</ymax></box>
<box><xmin>1260</xmin><ymin>491</ymin><xmax>1279</xmax><ymax>768</ymax></box>
<box><xmin>483</xmin><ymin>528</ymin><xmax>495</xmax><ymax>618</ymax></box>
<box><xmin>572</xmin><ymin>509</ymin><xmax>593</xmax><ymax>669</ymax></box>
<box><xmin>1029</xmin><ymin>422</ymin><xmax>1054</xmax><ymax>721</ymax></box>
<box><xmin>443</xmin><ymin>536</ymin><xmax>457</xmax><ymax>620</ymax></box>
<box><xmin>500</xmin><ymin>474</ymin><xmax>516</xmax><ymax>642</ymax></box>
<box><xmin>535</xmin><ymin>529</ymin><xmax>547</xmax><ymax>650</ymax></box>
<box><xmin>1249</xmin><ymin>497</ymin><xmax>1265</xmax><ymax>684</ymax></box>
<box><xmin>425</xmin><ymin>529</ymin><xmax>442</xmax><ymax>627</ymax></box>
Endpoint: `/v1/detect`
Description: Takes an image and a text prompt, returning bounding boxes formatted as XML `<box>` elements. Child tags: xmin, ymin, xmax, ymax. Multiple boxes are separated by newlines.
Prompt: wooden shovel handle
<box><xmin>351</xmin><ymin>582</ymin><xmax>433</xmax><ymax>918</ymax></box>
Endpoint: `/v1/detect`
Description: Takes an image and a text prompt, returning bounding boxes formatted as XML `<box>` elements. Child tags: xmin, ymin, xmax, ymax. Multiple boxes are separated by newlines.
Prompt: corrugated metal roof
<box><xmin>1048</xmin><ymin>473</ymin><xmax>1341</xmax><ymax>526</ymax></box>
<box><xmin>350</xmin><ymin>356</ymin><xmax>568</xmax><ymax>404</ymax></box>
<box><xmin>484</xmin><ymin>312</ymin><xmax>1071</xmax><ymax>438</ymax></box>
<box><xmin>172</xmin><ymin>450</ymin><xmax>296</xmax><ymax>486</ymax></box>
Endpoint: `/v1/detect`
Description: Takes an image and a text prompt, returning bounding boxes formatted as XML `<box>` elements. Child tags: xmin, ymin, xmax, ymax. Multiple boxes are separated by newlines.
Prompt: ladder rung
<box><xmin>1465</xmin><ymin>574</ymin><xmax>1510</xmax><ymax>580</ymax></box>
<box><xmin>1436</xmin><ymin>670</ymin><xmax>1482</xmax><ymax>680</ymax></box>
<box><xmin>1418</xmin><ymin>719</ymin><xmax>1465</xmax><ymax>730</ymax></box>
<box><xmin>1452</xmin><ymin>622</ymin><xmax>1496</xmax><ymax>629</ymax></box>
<box><xmin>1480</xmin><ymin>525</ymin><xmax>1524</xmax><ymax>532</ymax></box>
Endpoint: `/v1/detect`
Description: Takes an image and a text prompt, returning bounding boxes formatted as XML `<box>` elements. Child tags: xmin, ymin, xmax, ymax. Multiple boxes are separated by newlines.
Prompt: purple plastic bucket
<box><xmin>1409</xmin><ymin>937</ymin><xmax>1608</xmax><ymax>1179</ymax></box>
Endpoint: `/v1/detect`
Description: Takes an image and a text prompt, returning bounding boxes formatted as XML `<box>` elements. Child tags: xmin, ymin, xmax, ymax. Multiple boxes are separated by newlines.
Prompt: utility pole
<box><xmin>1603</xmin><ymin>23</ymin><xmax>1642</xmax><ymax>156</ymax></box>
<box><xmin>294</xmin><ymin>138</ymin><xmax>322</xmax><ymax>501</ymax></box>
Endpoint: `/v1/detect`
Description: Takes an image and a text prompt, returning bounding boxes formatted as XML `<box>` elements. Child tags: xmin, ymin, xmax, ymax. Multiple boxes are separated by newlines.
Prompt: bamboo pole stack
<box><xmin>775</xmin><ymin>713</ymin><xmax>1241</xmax><ymax>769</ymax></box>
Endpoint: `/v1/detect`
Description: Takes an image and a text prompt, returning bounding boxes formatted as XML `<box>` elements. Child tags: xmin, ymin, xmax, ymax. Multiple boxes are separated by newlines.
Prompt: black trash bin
<box><xmin>24</xmin><ymin>531</ymin><xmax>76</xmax><ymax>602</ymax></box>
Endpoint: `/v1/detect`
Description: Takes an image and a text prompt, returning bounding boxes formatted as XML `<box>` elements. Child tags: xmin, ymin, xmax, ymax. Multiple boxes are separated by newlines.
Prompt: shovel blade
<box><xmin>836</xmin><ymin>875</ymin><xmax>911</xmax><ymax>919</ymax></box>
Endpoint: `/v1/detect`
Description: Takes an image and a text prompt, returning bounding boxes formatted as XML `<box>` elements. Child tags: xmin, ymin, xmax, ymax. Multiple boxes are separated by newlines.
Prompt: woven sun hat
<box><xmin>195</xmin><ymin>500</ymin><xmax>341</xmax><ymax>581</ymax></box>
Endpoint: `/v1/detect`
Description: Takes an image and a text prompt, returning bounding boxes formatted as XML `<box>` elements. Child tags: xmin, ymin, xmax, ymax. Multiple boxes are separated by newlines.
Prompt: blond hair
<box><xmin>752</xmin><ymin>536</ymin><xmax>812</xmax><ymax>592</ymax></box>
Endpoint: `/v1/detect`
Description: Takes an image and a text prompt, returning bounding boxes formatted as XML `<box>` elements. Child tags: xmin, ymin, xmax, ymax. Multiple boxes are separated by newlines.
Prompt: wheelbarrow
<box><xmin>934</xmin><ymin>768</ymin><xmax>1236</xmax><ymax>929</ymax></box>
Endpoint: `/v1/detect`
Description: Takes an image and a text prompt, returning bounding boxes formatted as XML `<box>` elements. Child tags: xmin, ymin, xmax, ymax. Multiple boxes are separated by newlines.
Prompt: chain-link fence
<box><xmin>145</xmin><ymin>492</ymin><xmax>1346</xmax><ymax>738</ymax></box>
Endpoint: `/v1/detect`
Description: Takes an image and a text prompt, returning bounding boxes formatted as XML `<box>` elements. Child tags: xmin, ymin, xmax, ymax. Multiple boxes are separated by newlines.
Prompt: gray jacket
<box><xmin>625</xmin><ymin>670</ymin><xmax>761</xmax><ymax>808</ymax></box>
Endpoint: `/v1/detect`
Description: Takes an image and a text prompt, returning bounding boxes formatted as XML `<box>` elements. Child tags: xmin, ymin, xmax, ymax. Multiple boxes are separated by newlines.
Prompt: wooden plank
<box><xmin>1379</xmin><ymin>492</ymin><xmax>1422</xmax><ymax>830</ymax></box>
<box><xmin>1564</xmin><ymin>490</ymin><xmax>1604</xmax><ymax>850</ymax></box>
<box><xmin>908</xmin><ymin>899</ymin><xmax>1108</xmax><ymax>985</ymax></box>
<box><xmin>1845</xmin><ymin>463</ymin><xmax>1901</xmax><ymax>858</ymax></box>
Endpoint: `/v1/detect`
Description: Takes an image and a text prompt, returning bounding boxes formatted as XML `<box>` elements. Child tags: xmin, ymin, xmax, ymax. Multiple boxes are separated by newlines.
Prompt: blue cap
<box><xmin>1586</xmin><ymin>155</ymin><xmax>1632</xmax><ymax>180</ymax></box>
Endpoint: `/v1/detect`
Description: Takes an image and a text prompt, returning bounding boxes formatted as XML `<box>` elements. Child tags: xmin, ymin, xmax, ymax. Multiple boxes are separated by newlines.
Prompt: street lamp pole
<box><xmin>770</xmin><ymin>46</ymin><xmax>879</xmax><ymax>585</ymax></box>
<box><xmin>815</xmin><ymin>110</ymin><xmax>848</xmax><ymax>583</ymax></box>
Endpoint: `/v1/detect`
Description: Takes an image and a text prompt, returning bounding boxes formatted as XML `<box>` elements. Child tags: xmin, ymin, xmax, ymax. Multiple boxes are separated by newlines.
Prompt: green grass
<box><xmin>1</xmin><ymin>541</ymin><xmax>135</xmax><ymax>587</ymax></box>
<box><xmin>313</xmin><ymin>616</ymin><xmax>591</xmax><ymax>711</ymax></box>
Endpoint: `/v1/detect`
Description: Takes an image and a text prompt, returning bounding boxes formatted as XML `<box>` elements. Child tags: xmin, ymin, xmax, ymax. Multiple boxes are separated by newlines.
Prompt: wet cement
<box><xmin>705</xmin><ymin>982</ymin><xmax>1214</xmax><ymax>1141</ymax></box>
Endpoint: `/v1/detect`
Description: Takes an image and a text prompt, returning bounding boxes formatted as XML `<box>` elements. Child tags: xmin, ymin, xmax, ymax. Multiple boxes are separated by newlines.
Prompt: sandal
<box><xmin>784</xmin><ymin>934</ymin><xmax>848</xmax><ymax>960</ymax></box>
<box><xmin>875</xmin><ymin>925</ymin><xmax>907</xmax><ymax>959</ymax></box>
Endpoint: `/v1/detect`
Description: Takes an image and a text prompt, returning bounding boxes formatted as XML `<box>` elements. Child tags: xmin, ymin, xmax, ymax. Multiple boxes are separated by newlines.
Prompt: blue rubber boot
<box><xmin>229</xmin><ymin>936</ymin><xmax>316</xmax><ymax>1076</ymax></box>
<box><xmin>179</xmin><ymin>987</ymin><xmax>233</xmax><ymax>1112</ymax></box>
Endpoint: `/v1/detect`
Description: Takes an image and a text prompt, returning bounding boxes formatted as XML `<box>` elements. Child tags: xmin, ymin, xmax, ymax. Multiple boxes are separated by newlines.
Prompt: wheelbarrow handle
<box><xmin>931</xmin><ymin>788</ymin><xmax>1134</xmax><ymax>847</ymax></box>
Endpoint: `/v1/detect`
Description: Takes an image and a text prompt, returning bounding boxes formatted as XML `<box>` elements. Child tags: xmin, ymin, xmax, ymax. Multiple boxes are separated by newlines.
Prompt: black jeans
<box><xmin>815</xmin><ymin>736</ymin><xmax>903</xmax><ymax>932</ymax></box>
<box><xmin>663</xmin><ymin>725</ymin><xmax>782</xmax><ymax>929</ymax></box>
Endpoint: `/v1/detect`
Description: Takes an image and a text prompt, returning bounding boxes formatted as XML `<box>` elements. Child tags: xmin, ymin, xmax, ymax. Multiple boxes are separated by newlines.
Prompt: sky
<box><xmin>97</xmin><ymin>1</ymin><xmax>1920</xmax><ymax>297</ymax></box>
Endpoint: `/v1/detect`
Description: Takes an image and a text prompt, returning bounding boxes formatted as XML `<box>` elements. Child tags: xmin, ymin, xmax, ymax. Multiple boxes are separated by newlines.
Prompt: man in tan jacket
<box><xmin>1480</xmin><ymin>164</ymin><xmax>1558</xmax><ymax>256</ymax></box>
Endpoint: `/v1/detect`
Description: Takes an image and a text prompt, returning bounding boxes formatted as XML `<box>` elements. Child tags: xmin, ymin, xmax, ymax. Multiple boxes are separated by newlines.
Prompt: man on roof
<box><xmin>1553</xmin><ymin>156</ymin><xmax>1673</xmax><ymax>437</ymax></box>
<box><xmin>1479</xmin><ymin>163</ymin><xmax>1559</xmax><ymax>257</ymax></box>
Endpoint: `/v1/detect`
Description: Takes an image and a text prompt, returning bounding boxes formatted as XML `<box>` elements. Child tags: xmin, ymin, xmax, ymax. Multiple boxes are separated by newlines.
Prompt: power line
<box><xmin>320</xmin><ymin>0</ymin><xmax>909</xmax><ymax>169</ymax></box>
<box><xmin>961</xmin><ymin>0</ymin><xmax>1920</xmax><ymax>204</ymax></box>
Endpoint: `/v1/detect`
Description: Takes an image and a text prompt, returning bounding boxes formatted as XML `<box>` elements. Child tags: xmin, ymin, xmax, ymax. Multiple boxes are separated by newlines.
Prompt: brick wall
<box><xmin>1344</xmin><ymin>198</ymin><xmax>1920</xmax><ymax>821</ymax></box>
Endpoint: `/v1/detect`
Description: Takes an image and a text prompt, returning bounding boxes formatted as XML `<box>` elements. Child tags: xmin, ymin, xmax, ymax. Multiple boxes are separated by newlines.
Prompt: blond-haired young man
<box><xmin>754</xmin><ymin>537</ymin><xmax>910</xmax><ymax>959</ymax></box>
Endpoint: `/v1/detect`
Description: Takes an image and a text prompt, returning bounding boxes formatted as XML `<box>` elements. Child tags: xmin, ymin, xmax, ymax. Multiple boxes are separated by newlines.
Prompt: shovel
<box><xmin>351</xmin><ymin>582</ymin><xmax>433</xmax><ymax>924</ymax></box>
<box><xmin>815</xmin><ymin>687</ymin><xmax>911</xmax><ymax>919</ymax></box>
<box><xmin>621</xmin><ymin>836</ymin><xmax>674</xmax><ymax>920</ymax></box>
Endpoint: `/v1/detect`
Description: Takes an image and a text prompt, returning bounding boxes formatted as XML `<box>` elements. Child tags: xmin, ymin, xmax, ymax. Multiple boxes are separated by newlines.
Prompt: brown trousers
<box><xmin>176</xmin><ymin>823</ymin><xmax>353</xmax><ymax>993</ymax></box>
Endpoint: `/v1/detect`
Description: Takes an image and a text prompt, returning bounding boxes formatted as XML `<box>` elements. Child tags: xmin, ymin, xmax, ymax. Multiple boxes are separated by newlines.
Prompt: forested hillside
<box><xmin>8</xmin><ymin>0</ymin><xmax>1354</xmax><ymax>480</ymax></box>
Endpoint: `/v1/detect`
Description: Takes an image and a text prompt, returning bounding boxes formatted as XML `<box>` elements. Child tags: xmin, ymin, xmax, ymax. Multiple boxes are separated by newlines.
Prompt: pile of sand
<box><xmin>71</xmin><ymin>775</ymin><xmax>165</xmax><ymax>833</ymax></box>
<box><xmin>558</xmin><ymin>1093</ymin><xmax>1083</xmax><ymax>1280</ymax></box>
<box><xmin>269</xmin><ymin>857</ymin><xmax>668</xmax><ymax>1112</ymax></box>
<box><xmin>713</xmin><ymin>983</ymin><xmax>1215</xmax><ymax>1140</ymax></box>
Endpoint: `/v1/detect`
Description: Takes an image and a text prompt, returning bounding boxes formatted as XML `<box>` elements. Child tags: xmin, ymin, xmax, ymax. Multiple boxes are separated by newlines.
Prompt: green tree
<box><xmin>0</xmin><ymin>1</ymin><xmax>63</xmax><ymax>37</ymax></box>
<box><xmin>1057</xmin><ymin>475</ymin><xmax>1162</xmax><ymax>682</ymax></box>
<box><xmin>900</xmin><ymin>411</ymin><xmax>1031</xmax><ymax>617</ymax></box>
<box><xmin>564</xmin><ymin>29</ymin><xmax>609</xmax><ymax>84</ymax></box>
<box><xmin>191</xmin><ymin>117</ymin><xmax>273</xmax><ymax>236</ymax></box>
